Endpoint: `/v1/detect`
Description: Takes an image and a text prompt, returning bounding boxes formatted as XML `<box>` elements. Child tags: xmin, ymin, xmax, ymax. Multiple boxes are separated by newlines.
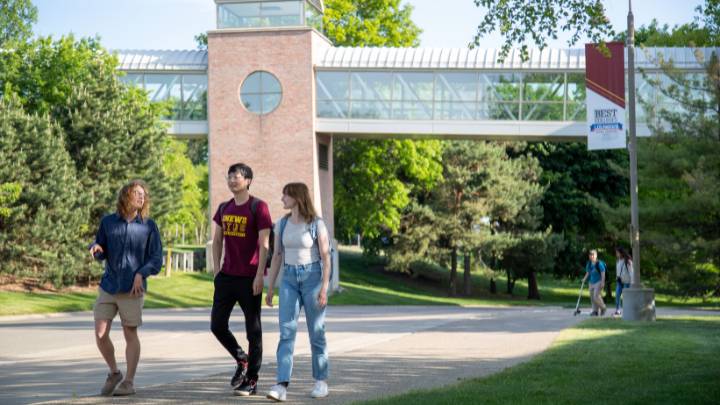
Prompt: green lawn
<box><xmin>0</xmin><ymin>272</ymin><xmax>215</xmax><ymax>316</ymax></box>
<box><xmin>1</xmin><ymin>247</ymin><xmax>717</xmax><ymax>316</ymax></box>
<box><xmin>332</xmin><ymin>248</ymin><xmax>720</xmax><ymax>309</ymax></box>
<box><xmin>357</xmin><ymin>316</ymin><xmax>720</xmax><ymax>405</ymax></box>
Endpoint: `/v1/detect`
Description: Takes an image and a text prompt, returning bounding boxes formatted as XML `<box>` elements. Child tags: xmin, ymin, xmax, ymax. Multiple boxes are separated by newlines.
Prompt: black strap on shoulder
<box><xmin>218</xmin><ymin>198</ymin><xmax>233</xmax><ymax>216</ymax></box>
<box><xmin>250</xmin><ymin>196</ymin><xmax>259</xmax><ymax>217</ymax></box>
<box><xmin>221</xmin><ymin>197</ymin><xmax>264</xmax><ymax>226</ymax></box>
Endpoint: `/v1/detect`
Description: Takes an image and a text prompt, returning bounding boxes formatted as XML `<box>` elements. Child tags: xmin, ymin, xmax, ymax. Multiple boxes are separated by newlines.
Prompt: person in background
<box><xmin>581</xmin><ymin>249</ymin><xmax>607</xmax><ymax>317</ymax></box>
<box><xmin>614</xmin><ymin>246</ymin><xmax>634</xmax><ymax>316</ymax></box>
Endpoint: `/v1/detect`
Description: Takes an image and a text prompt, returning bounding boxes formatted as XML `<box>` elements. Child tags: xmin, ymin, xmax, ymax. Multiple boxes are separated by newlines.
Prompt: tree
<box><xmin>334</xmin><ymin>138</ymin><xmax>443</xmax><ymax>242</ymax></box>
<box><xmin>386</xmin><ymin>202</ymin><xmax>440</xmax><ymax>274</ymax></box>
<box><xmin>523</xmin><ymin>142</ymin><xmax>628</xmax><ymax>284</ymax></box>
<box><xmin>161</xmin><ymin>139</ymin><xmax>208</xmax><ymax>244</ymax></box>
<box><xmin>195</xmin><ymin>33</ymin><xmax>208</xmax><ymax>49</ymax></box>
<box><xmin>481</xmin><ymin>144</ymin><xmax>550</xmax><ymax>299</ymax></box>
<box><xmin>388</xmin><ymin>141</ymin><xmax>547</xmax><ymax>297</ymax></box>
<box><xmin>0</xmin><ymin>99</ymin><xmax>88</xmax><ymax>286</ymax></box>
<box><xmin>0</xmin><ymin>0</ymin><xmax>37</xmax><ymax>46</ymax></box>
<box><xmin>57</xmin><ymin>71</ymin><xmax>177</xmax><ymax>235</ymax></box>
<box><xmin>323</xmin><ymin>0</ymin><xmax>422</xmax><ymax>47</ymax></box>
<box><xmin>615</xmin><ymin>19</ymin><xmax>714</xmax><ymax>47</ymax></box>
<box><xmin>634</xmin><ymin>52</ymin><xmax>717</xmax><ymax>296</ymax></box>
<box><xmin>1</xmin><ymin>34</ymin><xmax>178</xmax><ymax>238</ymax></box>
<box><xmin>0</xmin><ymin>182</ymin><xmax>21</xmax><ymax>221</ymax></box>
<box><xmin>615</xmin><ymin>0</ymin><xmax>717</xmax><ymax>47</ymax></box>
<box><xmin>0</xmin><ymin>32</ymin><xmax>184</xmax><ymax>286</ymax></box>
<box><xmin>482</xmin><ymin>230</ymin><xmax>564</xmax><ymax>299</ymax></box>
<box><xmin>471</xmin><ymin>0</ymin><xmax>615</xmax><ymax>61</ymax></box>
<box><xmin>632</xmin><ymin>57</ymin><xmax>720</xmax><ymax>296</ymax></box>
<box><xmin>184</xmin><ymin>138</ymin><xmax>209</xmax><ymax>165</ymax></box>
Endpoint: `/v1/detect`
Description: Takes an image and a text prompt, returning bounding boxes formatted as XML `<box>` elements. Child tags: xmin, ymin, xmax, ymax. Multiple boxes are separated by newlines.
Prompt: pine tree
<box><xmin>55</xmin><ymin>79</ymin><xmax>177</xmax><ymax>234</ymax></box>
<box><xmin>389</xmin><ymin>141</ymin><xmax>547</xmax><ymax>297</ymax></box>
<box><xmin>1</xmin><ymin>35</ymin><xmax>178</xmax><ymax>240</ymax></box>
<box><xmin>0</xmin><ymin>99</ymin><xmax>88</xmax><ymax>286</ymax></box>
<box><xmin>630</xmin><ymin>51</ymin><xmax>720</xmax><ymax>297</ymax></box>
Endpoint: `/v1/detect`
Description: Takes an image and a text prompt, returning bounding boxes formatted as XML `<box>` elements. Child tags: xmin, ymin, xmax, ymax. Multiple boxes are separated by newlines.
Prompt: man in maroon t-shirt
<box><xmin>210</xmin><ymin>163</ymin><xmax>272</xmax><ymax>397</ymax></box>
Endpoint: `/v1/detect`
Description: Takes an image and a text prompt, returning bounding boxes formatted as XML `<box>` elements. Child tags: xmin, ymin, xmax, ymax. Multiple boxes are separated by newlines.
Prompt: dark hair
<box><xmin>228</xmin><ymin>163</ymin><xmax>253</xmax><ymax>189</ymax></box>
<box><xmin>117</xmin><ymin>180</ymin><xmax>150</xmax><ymax>220</ymax></box>
<box><xmin>282</xmin><ymin>182</ymin><xmax>317</xmax><ymax>224</ymax></box>
<box><xmin>615</xmin><ymin>246</ymin><xmax>632</xmax><ymax>267</ymax></box>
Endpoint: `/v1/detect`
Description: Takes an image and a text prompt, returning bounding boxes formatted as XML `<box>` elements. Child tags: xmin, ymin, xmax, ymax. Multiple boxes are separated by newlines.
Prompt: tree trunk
<box><xmin>506</xmin><ymin>270</ymin><xmax>515</xmax><ymax>295</ymax></box>
<box><xmin>490</xmin><ymin>278</ymin><xmax>497</xmax><ymax>294</ymax></box>
<box><xmin>449</xmin><ymin>248</ymin><xmax>457</xmax><ymax>297</ymax></box>
<box><xmin>463</xmin><ymin>253</ymin><xmax>472</xmax><ymax>296</ymax></box>
<box><xmin>527</xmin><ymin>271</ymin><xmax>541</xmax><ymax>300</ymax></box>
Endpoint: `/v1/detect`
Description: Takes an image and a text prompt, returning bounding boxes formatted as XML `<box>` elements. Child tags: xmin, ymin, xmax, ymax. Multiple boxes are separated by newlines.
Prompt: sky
<box><xmin>32</xmin><ymin>0</ymin><xmax>703</xmax><ymax>50</ymax></box>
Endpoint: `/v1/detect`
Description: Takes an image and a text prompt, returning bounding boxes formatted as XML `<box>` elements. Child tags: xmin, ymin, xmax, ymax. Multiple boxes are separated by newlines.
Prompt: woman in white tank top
<box><xmin>265</xmin><ymin>182</ymin><xmax>331</xmax><ymax>401</ymax></box>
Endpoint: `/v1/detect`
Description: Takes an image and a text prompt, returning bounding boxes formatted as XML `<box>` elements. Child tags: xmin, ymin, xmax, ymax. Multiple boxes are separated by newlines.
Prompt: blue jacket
<box><xmin>92</xmin><ymin>213</ymin><xmax>163</xmax><ymax>294</ymax></box>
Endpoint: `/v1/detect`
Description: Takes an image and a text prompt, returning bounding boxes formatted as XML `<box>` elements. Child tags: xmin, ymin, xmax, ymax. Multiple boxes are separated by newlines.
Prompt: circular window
<box><xmin>240</xmin><ymin>71</ymin><xmax>282</xmax><ymax>115</ymax></box>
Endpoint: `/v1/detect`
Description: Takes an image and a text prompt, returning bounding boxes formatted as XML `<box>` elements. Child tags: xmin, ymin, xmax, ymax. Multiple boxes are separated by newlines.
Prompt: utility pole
<box><xmin>622</xmin><ymin>0</ymin><xmax>655</xmax><ymax>321</ymax></box>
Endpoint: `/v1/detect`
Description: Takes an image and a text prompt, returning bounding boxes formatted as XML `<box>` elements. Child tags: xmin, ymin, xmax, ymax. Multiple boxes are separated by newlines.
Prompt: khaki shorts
<box><xmin>93</xmin><ymin>287</ymin><xmax>145</xmax><ymax>327</ymax></box>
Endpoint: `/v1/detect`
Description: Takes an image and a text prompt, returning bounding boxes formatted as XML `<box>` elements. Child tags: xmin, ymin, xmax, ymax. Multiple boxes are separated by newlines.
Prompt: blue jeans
<box><xmin>276</xmin><ymin>261</ymin><xmax>328</xmax><ymax>383</ymax></box>
<box><xmin>615</xmin><ymin>280</ymin><xmax>630</xmax><ymax>311</ymax></box>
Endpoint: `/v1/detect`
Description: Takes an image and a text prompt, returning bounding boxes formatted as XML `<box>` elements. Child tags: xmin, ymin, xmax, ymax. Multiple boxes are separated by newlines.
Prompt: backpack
<box><xmin>587</xmin><ymin>260</ymin><xmax>606</xmax><ymax>283</ymax></box>
<box><xmin>618</xmin><ymin>260</ymin><xmax>632</xmax><ymax>284</ymax></box>
<box><xmin>277</xmin><ymin>216</ymin><xmax>334</xmax><ymax>278</ymax></box>
<box><xmin>218</xmin><ymin>197</ymin><xmax>274</xmax><ymax>270</ymax></box>
<box><xmin>595</xmin><ymin>260</ymin><xmax>607</xmax><ymax>284</ymax></box>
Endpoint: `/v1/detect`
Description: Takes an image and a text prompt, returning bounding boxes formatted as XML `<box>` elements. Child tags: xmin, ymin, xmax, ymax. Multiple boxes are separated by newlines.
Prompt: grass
<box><xmin>0</xmin><ymin>272</ymin><xmax>215</xmax><ymax>316</ymax></box>
<box><xmin>1</xmin><ymin>247</ymin><xmax>718</xmax><ymax>316</ymax></box>
<box><xmin>0</xmin><ymin>289</ymin><xmax>99</xmax><ymax>316</ymax></box>
<box><xmin>356</xmin><ymin>316</ymin><xmax>720</xmax><ymax>405</ymax></box>
<box><xmin>332</xmin><ymin>247</ymin><xmax>720</xmax><ymax>308</ymax></box>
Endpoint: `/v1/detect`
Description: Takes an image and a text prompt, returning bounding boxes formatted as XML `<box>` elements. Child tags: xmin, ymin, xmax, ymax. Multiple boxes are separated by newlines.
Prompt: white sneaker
<box><xmin>311</xmin><ymin>380</ymin><xmax>328</xmax><ymax>398</ymax></box>
<box><xmin>267</xmin><ymin>384</ymin><xmax>287</xmax><ymax>402</ymax></box>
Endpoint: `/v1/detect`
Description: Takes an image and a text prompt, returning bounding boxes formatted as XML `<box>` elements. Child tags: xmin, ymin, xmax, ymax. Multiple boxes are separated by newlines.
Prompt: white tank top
<box><xmin>277</xmin><ymin>218</ymin><xmax>327</xmax><ymax>265</ymax></box>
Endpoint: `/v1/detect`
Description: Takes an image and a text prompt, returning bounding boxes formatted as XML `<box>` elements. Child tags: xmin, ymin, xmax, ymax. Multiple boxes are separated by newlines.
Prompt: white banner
<box><xmin>586</xmin><ymin>89</ymin><xmax>626</xmax><ymax>151</ymax></box>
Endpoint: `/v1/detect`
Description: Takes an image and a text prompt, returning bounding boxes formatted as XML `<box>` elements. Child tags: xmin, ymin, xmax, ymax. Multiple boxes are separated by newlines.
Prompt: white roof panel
<box><xmin>113</xmin><ymin>47</ymin><xmax>718</xmax><ymax>72</ymax></box>
<box><xmin>308</xmin><ymin>0</ymin><xmax>324</xmax><ymax>12</ymax></box>
<box><xmin>317</xmin><ymin>47</ymin><xmax>719</xmax><ymax>71</ymax></box>
<box><xmin>114</xmin><ymin>49</ymin><xmax>208</xmax><ymax>71</ymax></box>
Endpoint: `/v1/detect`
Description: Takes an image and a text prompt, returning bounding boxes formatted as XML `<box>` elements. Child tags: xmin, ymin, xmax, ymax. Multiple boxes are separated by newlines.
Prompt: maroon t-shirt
<box><xmin>213</xmin><ymin>196</ymin><xmax>272</xmax><ymax>277</ymax></box>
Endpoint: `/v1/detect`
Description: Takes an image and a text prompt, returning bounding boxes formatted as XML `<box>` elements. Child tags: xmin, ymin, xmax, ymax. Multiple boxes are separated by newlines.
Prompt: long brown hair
<box><xmin>283</xmin><ymin>182</ymin><xmax>317</xmax><ymax>224</ymax></box>
<box><xmin>615</xmin><ymin>246</ymin><xmax>632</xmax><ymax>268</ymax></box>
<box><xmin>116</xmin><ymin>180</ymin><xmax>150</xmax><ymax>220</ymax></box>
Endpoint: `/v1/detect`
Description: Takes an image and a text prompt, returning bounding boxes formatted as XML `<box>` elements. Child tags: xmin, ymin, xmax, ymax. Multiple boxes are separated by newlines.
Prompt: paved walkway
<box><xmin>1</xmin><ymin>306</ymin><xmax>714</xmax><ymax>404</ymax></box>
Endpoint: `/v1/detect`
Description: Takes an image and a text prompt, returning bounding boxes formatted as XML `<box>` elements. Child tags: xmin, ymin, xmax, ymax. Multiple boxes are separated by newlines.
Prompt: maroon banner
<box><xmin>585</xmin><ymin>42</ymin><xmax>625</xmax><ymax>108</ymax></box>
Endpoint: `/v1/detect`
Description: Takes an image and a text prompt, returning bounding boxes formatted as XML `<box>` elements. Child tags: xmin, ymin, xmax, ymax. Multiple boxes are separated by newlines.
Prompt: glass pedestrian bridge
<box><xmin>116</xmin><ymin>46</ymin><xmax>716</xmax><ymax>140</ymax></box>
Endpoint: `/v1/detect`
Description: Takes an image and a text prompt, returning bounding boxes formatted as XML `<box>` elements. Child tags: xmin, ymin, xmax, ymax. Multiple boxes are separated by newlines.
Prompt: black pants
<box><xmin>210</xmin><ymin>272</ymin><xmax>262</xmax><ymax>380</ymax></box>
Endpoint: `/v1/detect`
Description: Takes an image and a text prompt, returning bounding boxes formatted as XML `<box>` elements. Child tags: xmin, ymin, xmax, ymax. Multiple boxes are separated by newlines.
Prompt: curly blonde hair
<box><xmin>116</xmin><ymin>180</ymin><xmax>150</xmax><ymax>220</ymax></box>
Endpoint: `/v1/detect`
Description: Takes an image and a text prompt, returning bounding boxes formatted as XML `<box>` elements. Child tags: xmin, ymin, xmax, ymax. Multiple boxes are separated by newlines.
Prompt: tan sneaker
<box><xmin>100</xmin><ymin>371</ymin><xmax>123</xmax><ymax>396</ymax></box>
<box><xmin>113</xmin><ymin>380</ymin><xmax>136</xmax><ymax>396</ymax></box>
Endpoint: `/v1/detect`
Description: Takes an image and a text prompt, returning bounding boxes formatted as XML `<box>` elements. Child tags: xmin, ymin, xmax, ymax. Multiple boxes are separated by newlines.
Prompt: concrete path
<box><xmin>1</xmin><ymin>306</ymin><xmax>715</xmax><ymax>405</ymax></box>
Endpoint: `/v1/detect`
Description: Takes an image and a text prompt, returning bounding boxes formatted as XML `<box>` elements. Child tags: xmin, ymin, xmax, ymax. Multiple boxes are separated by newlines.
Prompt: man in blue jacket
<box><xmin>89</xmin><ymin>180</ymin><xmax>162</xmax><ymax>396</ymax></box>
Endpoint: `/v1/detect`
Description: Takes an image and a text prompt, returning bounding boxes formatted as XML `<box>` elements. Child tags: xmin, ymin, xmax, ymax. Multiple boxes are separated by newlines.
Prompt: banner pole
<box><xmin>623</xmin><ymin>0</ymin><xmax>655</xmax><ymax>321</ymax></box>
<box><xmin>627</xmin><ymin>0</ymin><xmax>641</xmax><ymax>287</ymax></box>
